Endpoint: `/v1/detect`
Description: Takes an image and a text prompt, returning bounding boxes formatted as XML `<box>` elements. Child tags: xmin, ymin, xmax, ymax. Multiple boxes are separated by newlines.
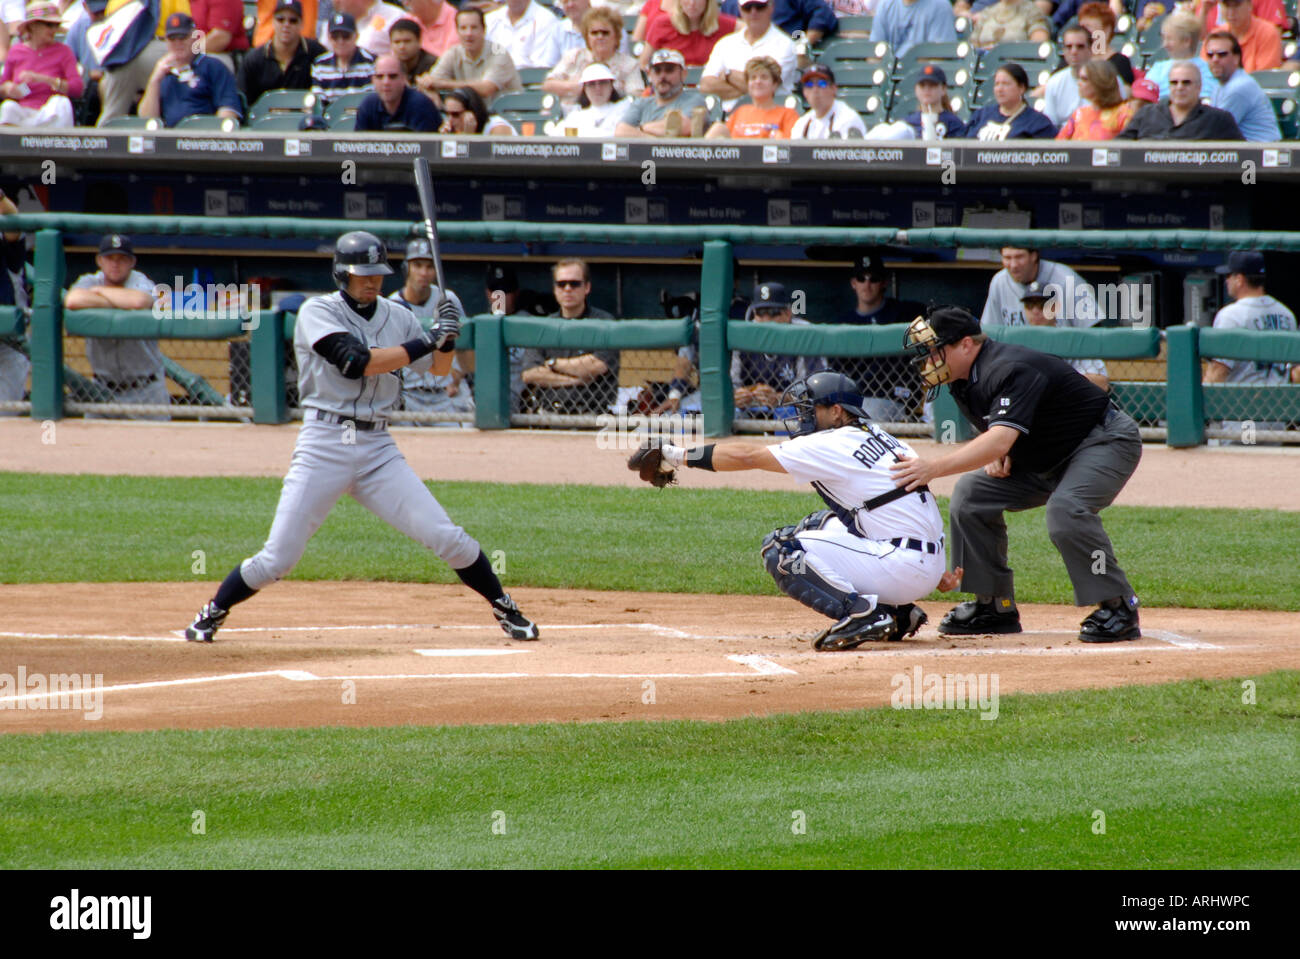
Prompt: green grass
<box><xmin>1</xmin><ymin>673</ymin><xmax>1296</xmax><ymax>869</ymax></box>
<box><xmin>1</xmin><ymin>472</ymin><xmax>1297</xmax><ymax>609</ymax></box>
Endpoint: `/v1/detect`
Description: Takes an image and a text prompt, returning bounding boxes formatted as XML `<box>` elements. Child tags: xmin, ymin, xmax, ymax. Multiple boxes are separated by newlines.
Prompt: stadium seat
<box><xmin>1253</xmin><ymin>69</ymin><xmax>1300</xmax><ymax>91</ymax></box>
<box><xmin>895</xmin><ymin>41</ymin><xmax>975</xmax><ymax>77</ymax></box>
<box><xmin>1136</xmin><ymin>15</ymin><xmax>1169</xmax><ymax>68</ymax></box>
<box><xmin>827</xmin><ymin>64</ymin><xmax>892</xmax><ymax>89</ymax></box>
<box><xmin>887</xmin><ymin>89</ymin><xmax>917</xmax><ymax>121</ymax></box>
<box><xmin>99</xmin><ymin>115</ymin><xmax>163</xmax><ymax>130</ymax></box>
<box><xmin>1266</xmin><ymin>90</ymin><xmax>1300</xmax><ymax>138</ymax></box>
<box><xmin>898</xmin><ymin>65</ymin><xmax>973</xmax><ymax>94</ymax></box>
<box><xmin>685</xmin><ymin>66</ymin><xmax>704</xmax><ymax>87</ymax></box>
<box><xmin>976</xmin><ymin>42</ymin><xmax>1054</xmax><ymax>88</ymax></box>
<box><xmin>323</xmin><ymin>91</ymin><xmax>370</xmax><ymax>124</ymax></box>
<box><xmin>820</xmin><ymin>38</ymin><xmax>894</xmax><ymax>71</ymax></box>
<box><xmin>252</xmin><ymin>113</ymin><xmax>316</xmax><ymax>130</ymax></box>
<box><xmin>517</xmin><ymin>67</ymin><xmax>551</xmax><ymax>87</ymax></box>
<box><xmin>492</xmin><ymin>90</ymin><xmax>558</xmax><ymax>116</ymax></box>
<box><xmin>835</xmin><ymin>14</ymin><xmax>873</xmax><ymax>37</ymax></box>
<box><xmin>953</xmin><ymin>14</ymin><xmax>971</xmax><ymax>39</ymax></box>
<box><xmin>328</xmin><ymin>114</ymin><xmax>357</xmax><ymax>132</ymax></box>
<box><xmin>242</xmin><ymin>0</ymin><xmax>256</xmax><ymax>34</ymax></box>
<box><xmin>176</xmin><ymin>114</ymin><xmax>241</xmax><ymax>131</ymax></box>
<box><xmin>502</xmin><ymin>111</ymin><xmax>548</xmax><ymax>135</ymax></box>
<box><xmin>248</xmin><ymin>89</ymin><xmax>321</xmax><ymax>123</ymax></box>
<box><xmin>856</xmin><ymin>92</ymin><xmax>886</xmax><ymax>124</ymax></box>
<box><xmin>623</xmin><ymin>12</ymin><xmax>637</xmax><ymax>36</ymax></box>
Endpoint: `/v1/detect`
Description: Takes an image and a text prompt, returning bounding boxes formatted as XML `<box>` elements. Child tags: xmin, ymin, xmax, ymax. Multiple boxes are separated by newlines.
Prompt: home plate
<box><xmin>414</xmin><ymin>648</ymin><xmax>534</xmax><ymax>657</ymax></box>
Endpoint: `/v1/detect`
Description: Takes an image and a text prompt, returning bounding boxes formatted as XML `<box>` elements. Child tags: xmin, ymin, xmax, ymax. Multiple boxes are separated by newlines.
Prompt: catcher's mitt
<box><xmin>628</xmin><ymin>438</ymin><xmax>677</xmax><ymax>488</ymax></box>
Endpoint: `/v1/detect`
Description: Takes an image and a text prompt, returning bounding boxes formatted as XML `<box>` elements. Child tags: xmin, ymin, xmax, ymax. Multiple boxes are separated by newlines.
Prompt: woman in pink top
<box><xmin>0</xmin><ymin>1</ymin><xmax>83</xmax><ymax>128</ymax></box>
<box><xmin>1056</xmin><ymin>60</ymin><xmax>1138</xmax><ymax>141</ymax></box>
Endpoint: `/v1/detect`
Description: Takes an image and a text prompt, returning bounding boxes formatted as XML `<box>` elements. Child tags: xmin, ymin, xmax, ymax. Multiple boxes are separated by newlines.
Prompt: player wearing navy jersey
<box><xmin>183</xmin><ymin>231</ymin><xmax>538</xmax><ymax>643</ymax></box>
<box><xmin>636</xmin><ymin>371</ymin><xmax>951</xmax><ymax>651</ymax></box>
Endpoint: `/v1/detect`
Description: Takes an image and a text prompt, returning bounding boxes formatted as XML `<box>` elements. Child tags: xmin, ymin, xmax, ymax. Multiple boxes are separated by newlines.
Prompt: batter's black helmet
<box><xmin>780</xmin><ymin>371</ymin><xmax>868</xmax><ymax>437</ymax></box>
<box><xmin>332</xmin><ymin>231</ymin><xmax>393</xmax><ymax>291</ymax></box>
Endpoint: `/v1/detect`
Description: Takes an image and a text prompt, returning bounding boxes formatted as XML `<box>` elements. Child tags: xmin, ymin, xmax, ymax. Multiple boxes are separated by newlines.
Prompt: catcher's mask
<box><xmin>780</xmin><ymin>371</ymin><xmax>868</xmax><ymax>437</ymax></box>
<box><xmin>333</xmin><ymin>230</ymin><xmax>393</xmax><ymax>292</ymax></box>
<box><xmin>903</xmin><ymin>307</ymin><xmax>982</xmax><ymax>399</ymax></box>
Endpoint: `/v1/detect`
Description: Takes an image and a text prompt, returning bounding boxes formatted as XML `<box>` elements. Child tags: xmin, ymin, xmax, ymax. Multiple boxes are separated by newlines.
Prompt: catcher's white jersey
<box><xmin>1211</xmin><ymin>295</ymin><xmax>1297</xmax><ymax>385</ymax></box>
<box><xmin>770</xmin><ymin>423</ymin><xmax>944</xmax><ymax>543</ymax></box>
<box><xmin>295</xmin><ymin>291</ymin><xmax>433</xmax><ymax>421</ymax></box>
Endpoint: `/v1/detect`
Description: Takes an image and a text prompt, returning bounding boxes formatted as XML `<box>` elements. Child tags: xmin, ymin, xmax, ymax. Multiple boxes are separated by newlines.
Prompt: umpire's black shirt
<box><xmin>949</xmin><ymin>339</ymin><xmax>1111</xmax><ymax>474</ymax></box>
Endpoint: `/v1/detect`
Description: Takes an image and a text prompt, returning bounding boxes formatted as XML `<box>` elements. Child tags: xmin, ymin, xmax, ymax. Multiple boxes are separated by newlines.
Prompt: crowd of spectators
<box><xmin>0</xmin><ymin>0</ymin><xmax>1297</xmax><ymax>138</ymax></box>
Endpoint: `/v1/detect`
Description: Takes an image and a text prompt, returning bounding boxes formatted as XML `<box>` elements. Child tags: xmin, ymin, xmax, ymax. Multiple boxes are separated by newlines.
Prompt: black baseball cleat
<box><xmin>184</xmin><ymin>601</ymin><xmax>228</xmax><ymax>643</ymax></box>
<box><xmin>813</xmin><ymin>607</ymin><xmax>896</xmax><ymax>651</ymax></box>
<box><xmin>937</xmin><ymin>600</ymin><xmax>1022</xmax><ymax>635</ymax></box>
<box><xmin>493</xmin><ymin>594</ymin><xmax>539</xmax><ymax>641</ymax></box>
<box><xmin>888</xmin><ymin>603</ymin><xmax>928</xmax><ymax>642</ymax></box>
<box><xmin>1079</xmin><ymin>596</ymin><xmax>1141</xmax><ymax>643</ymax></box>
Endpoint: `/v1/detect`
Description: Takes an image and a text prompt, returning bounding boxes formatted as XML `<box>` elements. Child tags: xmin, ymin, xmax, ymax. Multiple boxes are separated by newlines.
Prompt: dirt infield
<box><xmin>2</xmin><ymin>421</ymin><xmax>1298</xmax><ymax>733</ymax></box>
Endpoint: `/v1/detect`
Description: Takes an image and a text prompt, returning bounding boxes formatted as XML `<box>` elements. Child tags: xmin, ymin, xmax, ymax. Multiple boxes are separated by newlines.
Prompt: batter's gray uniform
<box><xmin>391</xmin><ymin>287</ymin><xmax>475</xmax><ymax>422</ymax></box>
<box><xmin>69</xmin><ymin>268</ymin><xmax>170</xmax><ymax>420</ymax></box>
<box><xmin>238</xmin><ymin>291</ymin><xmax>481</xmax><ymax>591</ymax></box>
<box><xmin>981</xmin><ymin>260</ymin><xmax>1108</xmax><ymax>382</ymax></box>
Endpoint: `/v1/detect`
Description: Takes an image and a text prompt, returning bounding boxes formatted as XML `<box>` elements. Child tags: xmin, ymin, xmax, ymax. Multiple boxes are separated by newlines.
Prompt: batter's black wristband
<box><xmin>402</xmin><ymin>337</ymin><xmax>433</xmax><ymax>362</ymax></box>
<box><xmin>684</xmin><ymin>444</ymin><xmax>716</xmax><ymax>471</ymax></box>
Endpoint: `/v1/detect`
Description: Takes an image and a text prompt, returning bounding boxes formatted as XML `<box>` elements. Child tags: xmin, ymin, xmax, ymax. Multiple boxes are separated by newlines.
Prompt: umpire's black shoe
<box><xmin>937</xmin><ymin>600</ymin><xmax>1022</xmax><ymax>635</ymax></box>
<box><xmin>813</xmin><ymin>607</ymin><xmax>896</xmax><ymax>651</ymax></box>
<box><xmin>493</xmin><ymin>594</ymin><xmax>539</xmax><ymax>641</ymax></box>
<box><xmin>1079</xmin><ymin>596</ymin><xmax>1141</xmax><ymax>643</ymax></box>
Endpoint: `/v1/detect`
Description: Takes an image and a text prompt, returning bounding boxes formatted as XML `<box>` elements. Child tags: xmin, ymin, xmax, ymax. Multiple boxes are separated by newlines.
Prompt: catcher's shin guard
<box><xmin>762</xmin><ymin>537</ymin><xmax>864</xmax><ymax>622</ymax></box>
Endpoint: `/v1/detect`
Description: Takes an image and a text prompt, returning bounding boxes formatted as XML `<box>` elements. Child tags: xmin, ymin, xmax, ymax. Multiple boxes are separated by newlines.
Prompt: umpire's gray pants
<box><xmin>949</xmin><ymin>409</ymin><xmax>1142</xmax><ymax>606</ymax></box>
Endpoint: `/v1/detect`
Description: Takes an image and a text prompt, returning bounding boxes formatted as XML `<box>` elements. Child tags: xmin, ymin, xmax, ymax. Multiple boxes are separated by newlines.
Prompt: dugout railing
<box><xmin>4</xmin><ymin>217</ymin><xmax>1300</xmax><ymax>445</ymax></box>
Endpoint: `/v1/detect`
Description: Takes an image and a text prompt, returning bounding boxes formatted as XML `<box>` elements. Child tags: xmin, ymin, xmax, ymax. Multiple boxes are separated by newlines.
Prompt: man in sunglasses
<box><xmin>790</xmin><ymin>63</ymin><xmax>866</xmax><ymax>138</ymax></box>
<box><xmin>615</xmin><ymin>47</ymin><xmax>709</xmax><ymax>137</ymax></box>
<box><xmin>355</xmin><ymin>53</ymin><xmax>442</xmax><ymax>130</ymax></box>
<box><xmin>1201</xmin><ymin>0</ymin><xmax>1282</xmax><ymax>73</ymax></box>
<box><xmin>700</xmin><ymin>0</ymin><xmax>797</xmax><ymax>110</ymax></box>
<box><xmin>1206</xmin><ymin>31</ymin><xmax>1280</xmax><ymax>141</ymax></box>
<box><xmin>1116</xmin><ymin>60</ymin><xmax>1242</xmax><ymax>139</ymax></box>
<box><xmin>1041</xmin><ymin>24</ymin><xmax>1093</xmax><ymax>127</ymax></box>
<box><xmin>520</xmin><ymin>259</ymin><xmax>619</xmax><ymax>416</ymax></box>
<box><xmin>238</xmin><ymin>0</ymin><xmax>327</xmax><ymax>108</ymax></box>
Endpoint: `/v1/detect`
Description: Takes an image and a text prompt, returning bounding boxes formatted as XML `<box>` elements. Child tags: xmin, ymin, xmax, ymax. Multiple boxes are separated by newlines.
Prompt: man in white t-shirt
<box><xmin>630</xmin><ymin>371</ymin><xmax>951</xmax><ymax>650</ymax></box>
<box><xmin>700</xmin><ymin>0</ymin><xmax>797</xmax><ymax>110</ymax></box>
<box><xmin>790</xmin><ymin>63</ymin><xmax>866</xmax><ymax>138</ymax></box>
<box><xmin>485</xmin><ymin>0</ymin><xmax>562</xmax><ymax>70</ymax></box>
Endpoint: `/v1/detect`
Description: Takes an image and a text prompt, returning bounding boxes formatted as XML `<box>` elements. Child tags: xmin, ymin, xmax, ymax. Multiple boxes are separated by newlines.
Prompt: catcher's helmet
<box><xmin>332</xmin><ymin>231</ymin><xmax>393</xmax><ymax>291</ymax></box>
<box><xmin>780</xmin><ymin>371</ymin><xmax>868</xmax><ymax>437</ymax></box>
<box><xmin>903</xmin><ymin>306</ymin><xmax>982</xmax><ymax>398</ymax></box>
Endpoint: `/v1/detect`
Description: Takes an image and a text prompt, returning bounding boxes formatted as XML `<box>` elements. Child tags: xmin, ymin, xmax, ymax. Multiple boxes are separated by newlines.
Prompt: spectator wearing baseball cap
<box><xmin>1018</xmin><ymin>279</ymin><xmax>1110</xmax><ymax>390</ymax></box>
<box><xmin>319</xmin><ymin>0</ymin><xmax>409</xmax><ymax>58</ymax></box>
<box><xmin>561</xmin><ymin>62</ymin><xmax>628</xmax><ymax>137</ymax></box>
<box><xmin>643</xmin><ymin>0</ymin><xmax>737</xmax><ymax>70</ymax></box>
<box><xmin>790</xmin><ymin>63</ymin><xmax>867</xmax><ymax>139</ymax></box>
<box><xmin>1130</xmin><ymin>77</ymin><xmax>1160</xmax><ymax>105</ymax></box>
<box><xmin>902</xmin><ymin>63</ymin><xmax>966</xmax><ymax>139</ymax></box>
<box><xmin>355</xmin><ymin>52</ymin><xmax>442</xmax><ymax>129</ymax></box>
<box><xmin>388</xmin><ymin>18</ymin><xmax>438</xmax><ymax>87</ymax></box>
<box><xmin>139</xmin><ymin>12</ymin><xmax>243</xmax><ymax>127</ymax></box>
<box><xmin>310</xmin><ymin>11</ymin><xmax>378</xmax><ymax>104</ymax></box>
<box><xmin>731</xmin><ymin>280</ymin><xmax>824</xmax><ymax>414</ymax></box>
<box><xmin>615</xmin><ymin>47</ymin><xmax>710</xmax><ymax>137</ymax></box>
<box><xmin>253</xmin><ymin>0</ymin><xmax>317</xmax><ymax>47</ymax></box>
<box><xmin>65</xmin><ymin>235</ymin><xmax>170</xmax><ymax>421</ymax></box>
<box><xmin>821</xmin><ymin>253</ymin><xmax>926</xmax><ymax>422</ymax></box>
<box><xmin>870</xmin><ymin>0</ymin><xmax>956</xmax><ymax>58</ymax></box>
<box><xmin>238</xmin><ymin>0</ymin><xmax>328</xmax><ymax>109</ymax></box>
<box><xmin>706</xmin><ymin>55</ymin><xmax>798</xmax><ymax>138</ymax></box>
<box><xmin>0</xmin><ymin>1</ymin><xmax>83</xmax><ymax>128</ymax></box>
<box><xmin>699</xmin><ymin>0</ymin><xmax>798</xmax><ymax>111</ymax></box>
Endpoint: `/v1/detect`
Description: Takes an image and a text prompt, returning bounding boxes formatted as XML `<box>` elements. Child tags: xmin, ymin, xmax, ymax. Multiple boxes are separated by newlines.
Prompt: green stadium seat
<box><xmin>898</xmin><ymin>64</ymin><xmax>973</xmax><ymax>94</ymax></box>
<box><xmin>175</xmin><ymin>114</ymin><xmax>241</xmax><ymax>131</ymax></box>
<box><xmin>328</xmin><ymin>114</ymin><xmax>357</xmax><ymax>132</ymax></box>
<box><xmin>1136</xmin><ymin>14</ymin><xmax>1168</xmax><ymax>68</ymax></box>
<box><xmin>1251</xmin><ymin>69</ymin><xmax>1300</xmax><ymax>91</ymax></box>
<box><xmin>835</xmin><ymin>14</ymin><xmax>873</xmax><ymax>37</ymax></box>
<box><xmin>825</xmin><ymin>63</ymin><xmax>892</xmax><ymax>89</ymax></box>
<box><xmin>501</xmin><ymin>111</ymin><xmax>548</xmax><ymax>135</ymax></box>
<box><xmin>895</xmin><ymin>41</ymin><xmax>975</xmax><ymax>77</ymax></box>
<box><xmin>1265</xmin><ymin>91</ymin><xmax>1300</xmax><ymax>138</ymax></box>
<box><xmin>99</xmin><ymin>115</ymin><xmax>163</xmax><ymax>129</ymax></box>
<box><xmin>685</xmin><ymin>65</ymin><xmax>703</xmax><ymax>86</ymax></box>
<box><xmin>820</xmin><ymin>37</ymin><xmax>894</xmax><ymax>71</ymax></box>
<box><xmin>323</xmin><ymin>91</ymin><xmax>370</xmax><ymax>124</ymax></box>
<box><xmin>251</xmin><ymin>113</ymin><xmax>315</xmax><ymax>131</ymax></box>
<box><xmin>492</xmin><ymin>90</ymin><xmax>559</xmax><ymax>115</ymax></box>
<box><xmin>516</xmin><ymin>66</ymin><xmax>551</xmax><ymax>87</ymax></box>
<box><xmin>248</xmin><ymin>89</ymin><xmax>321</xmax><ymax>123</ymax></box>
<box><xmin>953</xmin><ymin>14</ymin><xmax>972</xmax><ymax>39</ymax></box>
<box><xmin>976</xmin><ymin>41</ymin><xmax>1054</xmax><ymax>82</ymax></box>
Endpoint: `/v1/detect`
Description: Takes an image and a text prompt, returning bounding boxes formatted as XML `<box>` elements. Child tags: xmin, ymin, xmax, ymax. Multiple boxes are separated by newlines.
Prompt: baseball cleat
<box><xmin>888</xmin><ymin>603</ymin><xmax>928</xmax><ymax>642</ymax></box>
<box><xmin>937</xmin><ymin>600</ymin><xmax>1022</xmax><ymax>636</ymax></box>
<box><xmin>813</xmin><ymin>607</ymin><xmax>896</xmax><ymax>651</ymax></box>
<box><xmin>493</xmin><ymin>594</ymin><xmax>539</xmax><ymax>641</ymax></box>
<box><xmin>184</xmin><ymin>601</ymin><xmax>228</xmax><ymax>643</ymax></box>
<box><xmin>1078</xmin><ymin>596</ymin><xmax>1141</xmax><ymax>643</ymax></box>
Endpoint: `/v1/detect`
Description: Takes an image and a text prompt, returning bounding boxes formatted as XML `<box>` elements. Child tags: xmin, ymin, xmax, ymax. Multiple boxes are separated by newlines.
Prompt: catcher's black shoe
<box><xmin>937</xmin><ymin>600</ymin><xmax>1022</xmax><ymax>635</ymax></box>
<box><xmin>493</xmin><ymin>594</ymin><xmax>539</xmax><ymax>641</ymax></box>
<box><xmin>1079</xmin><ymin>596</ymin><xmax>1141</xmax><ymax>643</ymax></box>
<box><xmin>813</xmin><ymin>607</ymin><xmax>896</xmax><ymax>651</ymax></box>
<box><xmin>887</xmin><ymin>603</ymin><xmax>928</xmax><ymax>642</ymax></box>
<box><xmin>185</xmin><ymin>601</ymin><xmax>228</xmax><ymax>643</ymax></box>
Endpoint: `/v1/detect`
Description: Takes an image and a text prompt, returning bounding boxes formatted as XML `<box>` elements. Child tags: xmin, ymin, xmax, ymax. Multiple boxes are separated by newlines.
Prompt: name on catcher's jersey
<box><xmin>295</xmin><ymin>292</ymin><xmax>433</xmax><ymax>421</ymax></box>
<box><xmin>770</xmin><ymin>424</ymin><xmax>944</xmax><ymax>543</ymax></box>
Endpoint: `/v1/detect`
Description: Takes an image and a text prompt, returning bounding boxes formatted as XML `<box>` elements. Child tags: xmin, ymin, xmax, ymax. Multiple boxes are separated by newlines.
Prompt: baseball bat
<box><xmin>412</xmin><ymin>156</ymin><xmax>455</xmax><ymax>352</ymax></box>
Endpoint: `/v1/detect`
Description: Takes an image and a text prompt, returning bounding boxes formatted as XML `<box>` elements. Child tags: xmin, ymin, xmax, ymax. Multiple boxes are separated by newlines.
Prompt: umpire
<box><xmin>892</xmin><ymin>306</ymin><xmax>1143</xmax><ymax>643</ymax></box>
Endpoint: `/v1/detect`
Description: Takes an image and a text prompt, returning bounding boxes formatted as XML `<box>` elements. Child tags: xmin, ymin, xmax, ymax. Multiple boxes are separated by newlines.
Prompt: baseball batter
<box><xmin>390</xmin><ymin>238</ymin><xmax>474</xmax><ymax>422</ymax></box>
<box><xmin>183</xmin><ymin>231</ymin><xmax>538</xmax><ymax>643</ymax></box>
<box><xmin>629</xmin><ymin>372</ymin><xmax>951</xmax><ymax>650</ymax></box>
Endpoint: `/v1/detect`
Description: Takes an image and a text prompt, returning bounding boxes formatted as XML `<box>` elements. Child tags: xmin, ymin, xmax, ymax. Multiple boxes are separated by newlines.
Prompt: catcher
<box><xmin>629</xmin><ymin>371</ymin><xmax>955</xmax><ymax>650</ymax></box>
